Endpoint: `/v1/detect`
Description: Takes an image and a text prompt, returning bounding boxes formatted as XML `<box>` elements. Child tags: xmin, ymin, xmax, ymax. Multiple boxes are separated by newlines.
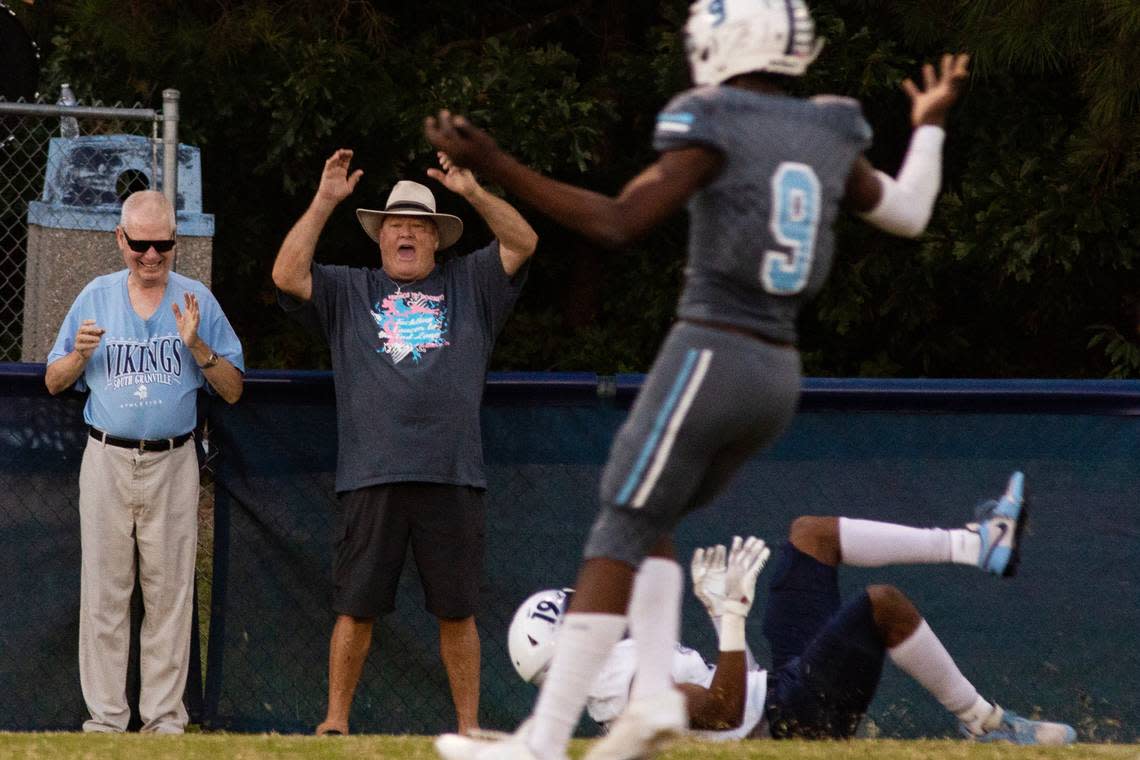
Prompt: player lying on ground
<box><xmin>507</xmin><ymin>472</ymin><xmax>1076</xmax><ymax>746</ymax></box>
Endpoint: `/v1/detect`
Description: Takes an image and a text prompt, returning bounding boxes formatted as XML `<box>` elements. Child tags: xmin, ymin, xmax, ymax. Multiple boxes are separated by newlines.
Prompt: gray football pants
<box><xmin>78</xmin><ymin>436</ymin><xmax>198</xmax><ymax>733</ymax></box>
<box><xmin>586</xmin><ymin>321</ymin><xmax>802</xmax><ymax>566</ymax></box>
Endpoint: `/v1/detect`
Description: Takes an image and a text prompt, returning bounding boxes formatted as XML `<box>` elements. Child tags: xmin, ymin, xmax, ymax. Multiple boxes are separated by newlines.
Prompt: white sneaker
<box><xmin>436</xmin><ymin>733</ymin><xmax>493</xmax><ymax>760</ymax></box>
<box><xmin>435</xmin><ymin>720</ymin><xmax>564</xmax><ymax>760</ymax></box>
<box><xmin>583</xmin><ymin>689</ymin><xmax>687</xmax><ymax>760</ymax></box>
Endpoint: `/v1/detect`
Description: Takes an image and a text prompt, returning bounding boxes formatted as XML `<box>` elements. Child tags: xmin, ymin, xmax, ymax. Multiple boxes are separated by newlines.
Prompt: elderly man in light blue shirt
<box><xmin>46</xmin><ymin>189</ymin><xmax>243</xmax><ymax>733</ymax></box>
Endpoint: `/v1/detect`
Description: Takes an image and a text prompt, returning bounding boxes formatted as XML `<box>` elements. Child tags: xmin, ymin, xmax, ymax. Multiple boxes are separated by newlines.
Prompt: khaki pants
<box><xmin>78</xmin><ymin>436</ymin><xmax>198</xmax><ymax>733</ymax></box>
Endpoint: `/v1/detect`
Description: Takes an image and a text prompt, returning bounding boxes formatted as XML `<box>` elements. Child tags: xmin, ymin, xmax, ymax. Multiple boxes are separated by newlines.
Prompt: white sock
<box><xmin>839</xmin><ymin>517</ymin><xmax>980</xmax><ymax>567</ymax></box>
<box><xmin>888</xmin><ymin>619</ymin><xmax>992</xmax><ymax>728</ymax></box>
<box><xmin>957</xmin><ymin>695</ymin><xmax>1004</xmax><ymax>735</ymax></box>
<box><xmin>628</xmin><ymin>558</ymin><xmax>683</xmax><ymax>702</ymax></box>
<box><xmin>528</xmin><ymin>613</ymin><xmax>627</xmax><ymax>758</ymax></box>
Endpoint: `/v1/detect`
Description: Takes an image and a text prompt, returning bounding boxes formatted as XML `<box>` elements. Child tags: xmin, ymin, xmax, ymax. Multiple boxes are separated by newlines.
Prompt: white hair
<box><xmin>120</xmin><ymin>190</ymin><xmax>176</xmax><ymax>232</ymax></box>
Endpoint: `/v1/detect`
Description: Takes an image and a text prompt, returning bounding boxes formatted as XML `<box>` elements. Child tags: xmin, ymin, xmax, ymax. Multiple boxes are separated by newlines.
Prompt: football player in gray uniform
<box><xmin>427</xmin><ymin>1</ymin><xmax>971</xmax><ymax>758</ymax></box>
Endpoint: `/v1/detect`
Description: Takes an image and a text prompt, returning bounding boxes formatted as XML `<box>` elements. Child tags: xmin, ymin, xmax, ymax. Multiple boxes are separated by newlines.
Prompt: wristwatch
<box><xmin>199</xmin><ymin>350</ymin><xmax>219</xmax><ymax>369</ymax></box>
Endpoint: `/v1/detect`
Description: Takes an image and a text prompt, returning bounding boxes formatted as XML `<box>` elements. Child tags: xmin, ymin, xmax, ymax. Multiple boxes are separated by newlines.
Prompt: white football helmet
<box><xmin>507</xmin><ymin>588</ymin><xmax>574</xmax><ymax>685</ymax></box>
<box><xmin>685</xmin><ymin>0</ymin><xmax>824</xmax><ymax>85</ymax></box>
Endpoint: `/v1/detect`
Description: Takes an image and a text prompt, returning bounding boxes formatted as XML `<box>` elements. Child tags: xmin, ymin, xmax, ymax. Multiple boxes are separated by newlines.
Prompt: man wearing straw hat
<box><xmin>272</xmin><ymin>149</ymin><xmax>537</xmax><ymax>736</ymax></box>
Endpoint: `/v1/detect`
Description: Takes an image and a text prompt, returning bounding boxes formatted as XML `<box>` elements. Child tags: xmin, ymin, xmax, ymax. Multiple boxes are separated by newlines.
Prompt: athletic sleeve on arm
<box><xmin>857</xmin><ymin>125</ymin><xmax>945</xmax><ymax>237</ymax></box>
<box><xmin>653</xmin><ymin>88</ymin><xmax>724</xmax><ymax>154</ymax></box>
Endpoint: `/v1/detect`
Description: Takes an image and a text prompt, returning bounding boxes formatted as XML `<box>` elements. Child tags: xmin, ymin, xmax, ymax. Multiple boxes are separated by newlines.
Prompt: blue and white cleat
<box><xmin>961</xmin><ymin>707</ymin><xmax>1077</xmax><ymax>745</ymax></box>
<box><xmin>968</xmin><ymin>471</ymin><xmax>1027</xmax><ymax>577</ymax></box>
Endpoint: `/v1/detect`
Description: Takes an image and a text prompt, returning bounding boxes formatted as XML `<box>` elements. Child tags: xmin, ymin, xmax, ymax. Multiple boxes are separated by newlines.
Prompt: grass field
<box><xmin>1</xmin><ymin>734</ymin><xmax>1136</xmax><ymax>759</ymax></box>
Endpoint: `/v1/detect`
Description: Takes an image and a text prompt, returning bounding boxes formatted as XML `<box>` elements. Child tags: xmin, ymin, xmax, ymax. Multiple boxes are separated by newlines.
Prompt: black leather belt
<box><xmin>89</xmin><ymin>427</ymin><xmax>193</xmax><ymax>452</ymax></box>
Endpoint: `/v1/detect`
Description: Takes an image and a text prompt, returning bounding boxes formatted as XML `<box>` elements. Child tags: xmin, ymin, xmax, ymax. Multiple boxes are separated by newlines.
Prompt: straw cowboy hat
<box><xmin>356</xmin><ymin>180</ymin><xmax>464</xmax><ymax>250</ymax></box>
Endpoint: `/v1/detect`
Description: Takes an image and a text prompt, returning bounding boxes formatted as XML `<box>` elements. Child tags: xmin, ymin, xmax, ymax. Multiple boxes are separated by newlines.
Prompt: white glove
<box><xmin>690</xmin><ymin>544</ymin><xmax>727</xmax><ymax>620</ymax></box>
<box><xmin>722</xmin><ymin>536</ymin><xmax>770</xmax><ymax>619</ymax></box>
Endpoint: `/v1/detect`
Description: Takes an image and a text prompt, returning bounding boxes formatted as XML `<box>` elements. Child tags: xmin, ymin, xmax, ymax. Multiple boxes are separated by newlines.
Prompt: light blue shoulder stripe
<box><xmin>657</xmin><ymin>112</ymin><xmax>695</xmax><ymax>125</ymax></box>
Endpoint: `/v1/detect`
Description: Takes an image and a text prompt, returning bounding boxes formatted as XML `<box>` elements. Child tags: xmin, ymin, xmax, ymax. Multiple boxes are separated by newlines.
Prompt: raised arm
<box><xmin>426</xmin><ymin>152</ymin><xmax>537</xmax><ymax>277</ymax></box>
<box><xmin>272</xmin><ymin>149</ymin><xmax>363</xmax><ymax>302</ymax></box>
<box><xmin>846</xmin><ymin>53</ymin><xmax>970</xmax><ymax>237</ymax></box>
<box><xmin>425</xmin><ymin>111</ymin><xmax>721</xmax><ymax>249</ymax></box>
<box><xmin>682</xmin><ymin>537</ymin><xmax>770</xmax><ymax>731</ymax></box>
<box><xmin>691</xmin><ymin>543</ymin><xmax>759</xmax><ymax>671</ymax></box>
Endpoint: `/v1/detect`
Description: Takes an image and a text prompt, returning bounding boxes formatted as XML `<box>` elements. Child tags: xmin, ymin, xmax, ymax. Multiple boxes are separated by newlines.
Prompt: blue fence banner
<box><xmin>2</xmin><ymin>364</ymin><xmax>1137</xmax><ymax>740</ymax></box>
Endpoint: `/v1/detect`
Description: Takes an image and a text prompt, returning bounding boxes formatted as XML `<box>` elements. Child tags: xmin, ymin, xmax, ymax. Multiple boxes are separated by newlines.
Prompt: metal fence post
<box><xmin>162</xmin><ymin>89</ymin><xmax>180</xmax><ymax>272</ymax></box>
<box><xmin>162</xmin><ymin>89</ymin><xmax>180</xmax><ymax>212</ymax></box>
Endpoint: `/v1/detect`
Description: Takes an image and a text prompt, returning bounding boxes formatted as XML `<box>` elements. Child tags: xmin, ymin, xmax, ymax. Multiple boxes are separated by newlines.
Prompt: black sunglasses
<box><xmin>123</xmin><ymin>231</ymin><xmax>176</xmax><ymax>254</ymax></box>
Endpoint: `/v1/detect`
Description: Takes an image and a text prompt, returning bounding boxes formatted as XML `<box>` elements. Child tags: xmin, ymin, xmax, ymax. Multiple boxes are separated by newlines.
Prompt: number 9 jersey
<box><xmin>654</xmin><ymin>86</ymin><xmax>872</xmax><ymax>345</ymax></box>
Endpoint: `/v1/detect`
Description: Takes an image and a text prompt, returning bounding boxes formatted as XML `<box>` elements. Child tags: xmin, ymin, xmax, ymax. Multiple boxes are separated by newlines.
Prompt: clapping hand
<box><xmin>171</xmin><ymin>292</ymin><xmax>201</xmax><ymax>349</ymax></box>
<box><xmin>905</xmin><ymin>53</ymin><xmax>971</xmax><ymax>128</ymax></box>
<box><xmin>690</xmin><ymin>543</ymin><xmax>727</xmax><ymax>619</ymax></box>
<box><xmin>722</xmin><ymin>536</ymin><xmax>770</xmax><ymax>619</ymax></box>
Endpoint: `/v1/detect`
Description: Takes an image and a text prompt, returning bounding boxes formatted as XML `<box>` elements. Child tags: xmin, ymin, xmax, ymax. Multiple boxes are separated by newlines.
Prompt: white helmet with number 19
<box><xmin>507</xmin><ymin>588</ymin><xmax>574</xmax><ymax>685</ymax></box>
<box><xmin>685</xmin><ymin>0</ymin><xmax>824</xmax><ymax>85</ymax></box>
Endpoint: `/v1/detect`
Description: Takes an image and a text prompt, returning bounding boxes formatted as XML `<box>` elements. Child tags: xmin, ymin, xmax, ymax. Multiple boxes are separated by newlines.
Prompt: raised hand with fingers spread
<box><xmin>690</xmin><ymin>544</ymin><xmax>728</xmax><ymax>621</ymax></box>
<box><xmin>723</xmin><ymin>536</ymin><xmax>771</xmax><ymax>620</ymax></box>
<box><xmin>426</xmin><ymin>151</ymin><xmax>478</xmax><ymax>198</ymax></box>
<box><xmin>314</xmin><ymin>148</ymin><xmax>364</xmax><ymax>209</ymax></box>
<box><xmin>904</xmin><ymin>53</ymin><xmax>971</xmax><ymax>128</ymax></box>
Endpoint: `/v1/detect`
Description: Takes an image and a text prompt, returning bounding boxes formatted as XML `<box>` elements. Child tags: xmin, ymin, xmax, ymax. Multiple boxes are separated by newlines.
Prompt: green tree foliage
<box><xmin>803</xmin><ymin>0</ymin><xmax>1140</xmax><ymax>378</ymax></box>
<box><xmin>21</xmin><ymin>0</ymin><xmax>1140</xmax><ymax>377</ymax></box>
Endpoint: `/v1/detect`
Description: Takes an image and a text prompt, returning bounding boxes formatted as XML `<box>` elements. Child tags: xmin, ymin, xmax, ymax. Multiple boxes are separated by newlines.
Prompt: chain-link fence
<box><xmin>199</xmin><ymin>375</ymin><xmax>1140</xmax><ymax>741</ymax></box>
<box><xmin>0</xmin><ymin>92</ymin><xmax>179</xmax><ymax>362</ymax></box>
<box><xmin>0</xmin><ymin>89</ymin><xmax>216</xmax><ymax>728</ymax></box>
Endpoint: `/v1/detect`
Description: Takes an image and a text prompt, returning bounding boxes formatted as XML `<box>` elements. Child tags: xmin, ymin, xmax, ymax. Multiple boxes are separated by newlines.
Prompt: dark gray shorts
<box><xmin>332</xmin><ymin>482</ymin><xmax>485</xmax><ymax>619</ymax></box>
<box><xmin>584</xmin><ymin>321</ymin><xmax>801</xmax><ymax>566</ymax></box>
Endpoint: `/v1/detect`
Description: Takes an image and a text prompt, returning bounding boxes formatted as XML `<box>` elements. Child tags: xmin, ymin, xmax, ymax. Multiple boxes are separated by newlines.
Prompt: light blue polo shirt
<box><xmin>48</xmin><ymin>270</ymin><xmax>244</xmax><ymax>439</ymax></box>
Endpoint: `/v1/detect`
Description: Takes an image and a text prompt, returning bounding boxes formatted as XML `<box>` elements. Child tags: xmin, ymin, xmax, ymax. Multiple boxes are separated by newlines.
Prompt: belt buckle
<box><xmin>138</xmin><ymin>439</ymin><xmax>146</xmax><ymax>454</ymax></box>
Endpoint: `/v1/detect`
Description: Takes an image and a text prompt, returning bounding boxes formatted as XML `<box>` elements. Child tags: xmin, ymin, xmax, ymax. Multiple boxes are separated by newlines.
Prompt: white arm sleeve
<box><xmin>858</xmin><ymin>125</ymin><xmax>946</xmax><ymax>238</ymax></box>
<box><xmin>716</xmin><ymin>614</ymin><xmax>758</xmax><ymax>671</ymax></box>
